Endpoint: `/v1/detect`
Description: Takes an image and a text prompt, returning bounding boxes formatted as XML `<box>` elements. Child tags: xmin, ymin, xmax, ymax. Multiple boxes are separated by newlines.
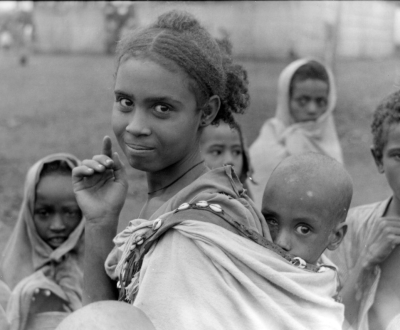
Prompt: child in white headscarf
<box><xmin>1</xmin><ymin>153</ymin><xmax>85</xmax><ymax>330</ymax></box>
<box><xmin>249</xmin><ymin>58</ymin><xmax>343</xmax><ymax>208</ymax></box>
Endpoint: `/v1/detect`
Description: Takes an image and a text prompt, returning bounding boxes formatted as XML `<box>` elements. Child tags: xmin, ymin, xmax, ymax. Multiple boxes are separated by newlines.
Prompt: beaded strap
<box><xmin>118</xmin><ymin>200</ymin><xmax>323</xmax><ymax>303</ymax></box>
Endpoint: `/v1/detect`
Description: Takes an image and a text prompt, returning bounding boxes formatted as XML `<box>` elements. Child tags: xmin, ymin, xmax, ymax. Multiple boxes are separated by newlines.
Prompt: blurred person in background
<box><xmin>248</xmin><ymin>58</ymin><xmax>343</xmax><ymax>209</ymax></box>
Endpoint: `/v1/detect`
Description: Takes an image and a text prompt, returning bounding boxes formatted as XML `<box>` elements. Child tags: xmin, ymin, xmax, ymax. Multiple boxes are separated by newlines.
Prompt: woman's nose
<box><xmin>125</xmin><ymin>108</ymin><xmax>151</xmax><ymax>136</ymax></box>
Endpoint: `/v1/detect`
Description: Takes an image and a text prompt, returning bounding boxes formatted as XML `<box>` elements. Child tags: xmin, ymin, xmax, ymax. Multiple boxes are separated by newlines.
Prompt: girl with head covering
<box><xmin>72</xmin><ymin>11</ymin><xmax>344</xmax><ymax>330</ymax></box>
<box><xmin>248</xmin><ymin>58</ymin><xmax>343</xmax><ymax>208</ymax></box>
<box><xmin>1</xmin><ymin>153</ymin><xmax>84</xmax><ymax>330</ymax></box>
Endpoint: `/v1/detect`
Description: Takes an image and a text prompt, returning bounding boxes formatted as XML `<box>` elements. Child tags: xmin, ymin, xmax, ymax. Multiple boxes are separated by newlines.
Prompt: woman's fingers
<box><xmin>82</xmin><ymin>159</ymin><xmax>107</xmax><ymax>172</ymax></box>
<box><xmin>102</xmin><ymin>136</ymin><xmax>113</xmax><ymax>158</ymax></box>
<box><xmin>72</xmin><ymin>165</ymin><xmax>94</xmax><ymax>184</ymax></box>
<box><xmin>111</xmin><ymin>151</ymin><xmax>127</xmax><ymax>183</ymax></box>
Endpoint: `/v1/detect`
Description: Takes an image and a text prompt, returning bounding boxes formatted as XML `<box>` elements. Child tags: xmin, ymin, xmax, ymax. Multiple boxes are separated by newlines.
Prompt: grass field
<box><xmin>0</xmin><ymin>52</ymin><xmax>399</xmax><ymax>252</ymax></box>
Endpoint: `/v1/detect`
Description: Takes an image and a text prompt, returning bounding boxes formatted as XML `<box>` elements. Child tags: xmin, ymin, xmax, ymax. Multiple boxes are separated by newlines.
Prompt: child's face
<box><xmin>373</xmin><ymin>122</ymin><xmax>400</xmax><ymax>200</ymax></box>
<box><xmin>289</xmin><ymin>79</ymin><xmax>329</xmax><ymax>123</ymax></box>
<box><xmin>33</xmin><ymin>174</ymin><xmax>82</xmax><ymax>249</ymax></box>
<box><xmin>200</xmin><ymin>124</ymin><xmax>244</xmax><ymax>176</ymax></box>
<box><xmin>112</xmin><ymin>58</ymin><xmax>202</xmax><ymax>172</ymax></box>
<box><xmin>261</xmin><ymin>178</ymin><xmax>338</xmax><ymax>264</ymax></box>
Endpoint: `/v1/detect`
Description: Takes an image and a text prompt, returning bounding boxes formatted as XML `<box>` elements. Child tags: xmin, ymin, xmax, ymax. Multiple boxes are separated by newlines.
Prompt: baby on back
<box><xmin>261</xmin><ymin>152</ymin><xmax>353</xmax><ymax>266</ymax></box>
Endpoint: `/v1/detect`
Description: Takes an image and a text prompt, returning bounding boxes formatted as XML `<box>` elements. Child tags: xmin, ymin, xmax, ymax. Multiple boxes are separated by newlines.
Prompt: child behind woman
<box><xmin>200</xmin><ymin>121</ymin><xmax>254</xmax><ymax>196</ymax></box>
<box><xmin>1</xmin><ymin>153</ymin><xmax>84</xmax><ymax>330</ymax></box>
<box><xmin>261</xmin><ymin>152</ymin><xmax>352</xmax><ymax>267</ymax></box>
<box><xmin>249</xmin><ymin>58</ymin><xmax>343</xmax><ymax>208</ymax></box>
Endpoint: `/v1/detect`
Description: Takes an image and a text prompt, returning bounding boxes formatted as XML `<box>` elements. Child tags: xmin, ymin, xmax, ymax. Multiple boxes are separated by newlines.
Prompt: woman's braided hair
<box><xmin>115</xmin><ymin>10</ymin><xmax>249</xmax><ymax>126</ymax></box>
<box><xmin>371</xmin><ymin>90</ymin><xmax>400</xmax><ymax>159</ymax></box>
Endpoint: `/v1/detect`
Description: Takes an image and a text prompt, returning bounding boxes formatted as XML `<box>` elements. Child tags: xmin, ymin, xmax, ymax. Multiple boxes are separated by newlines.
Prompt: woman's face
<box><xmin>112</xmin><ymin>58</ymin><xmax>202</xmax><ymax>173</ymax></box>
<box><xmin>289</xmin><ymin>79</ymin><xmax>329</xmax><ymax>123</ymax></box>
<box><xmin>200</xmin><ymin>123</ymin><xmax>244</xmax><ymax>177</ymax></box>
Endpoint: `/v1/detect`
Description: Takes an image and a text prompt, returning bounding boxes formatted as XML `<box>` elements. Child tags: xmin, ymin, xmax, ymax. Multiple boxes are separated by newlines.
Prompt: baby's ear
<box><xmin>370</xmin><ymin>145</ymin><xmax>384</xmax><ymax>174</ymax></box>
<box><xmin>326</xmin><ymin>222</ymin><xmax>347</xmax><ymax>251</ymax></box>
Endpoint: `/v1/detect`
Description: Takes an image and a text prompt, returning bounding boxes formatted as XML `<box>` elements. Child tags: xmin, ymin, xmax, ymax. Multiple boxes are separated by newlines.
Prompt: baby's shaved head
<box><xmin>267</xmin><ymin>153</ymin><xmax>353</xmax><ymax>225</ymax></box>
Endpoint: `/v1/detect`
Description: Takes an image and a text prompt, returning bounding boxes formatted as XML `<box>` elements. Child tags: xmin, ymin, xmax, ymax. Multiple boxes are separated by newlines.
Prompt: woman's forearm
<box><xmin>83</xmin><ymin>221</ymin><xmax>119</xmax><ymax>305</ymax></box>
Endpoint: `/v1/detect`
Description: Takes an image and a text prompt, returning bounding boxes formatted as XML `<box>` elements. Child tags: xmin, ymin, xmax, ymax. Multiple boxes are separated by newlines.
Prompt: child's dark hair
<box><xmin>289</xmin><ymin>60</ymin><xmax>329</xmax><ymax>97</ymax></box>
<box><xmin>40</xmin><ymin>160</ymin><xmax>72</xmax><ymax>178</ymax></box>
<box><xmin>115</xmin><ymin>10</ymin><xmax>249</xmax><ymax>127</ymax></box>
<box><xmin>371</xmin><ymin>90</ymin><xmax>400</xmax><ymax>159</ymax></box>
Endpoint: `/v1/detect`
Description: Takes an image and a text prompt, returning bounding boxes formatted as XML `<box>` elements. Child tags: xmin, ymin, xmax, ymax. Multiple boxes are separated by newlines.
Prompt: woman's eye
<box><xmin>119</xmin><ymin>98</ymin><xmax>133</xmax><ymax>107</ymax></box>
<box><xmin>154</xmin><ymin>104</ymin><xmax>171</xmax><ymax>114</ymax></box>
<box><xmin>232</xmin><ymin>149</ymin><xmax>242</xmax><ymax>157</ymax></box>
<box><xmin>296</xmin><ymin>225</ymin><xmax>311</xmax><ymax>235</ymax></box>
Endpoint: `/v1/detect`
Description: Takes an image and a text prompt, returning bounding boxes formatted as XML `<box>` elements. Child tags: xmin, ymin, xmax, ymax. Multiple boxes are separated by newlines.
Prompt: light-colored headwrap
<box><xmin>248</xmin><ymin>58</ymin><xmax>343</xmax><ymax>208</ymax></box>
<box><xmin>0</xmin><ymin>153</ymin><xmax>84</xmax><ymax>289</ymax></box>
<box><xmin>1</xmin><ymin>153</ymin><xmax>85</xmax><ymax>330</ymax></box>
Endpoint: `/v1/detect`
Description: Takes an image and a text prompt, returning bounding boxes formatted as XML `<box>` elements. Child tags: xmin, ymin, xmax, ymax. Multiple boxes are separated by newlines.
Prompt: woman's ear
<box><xmin>326</xmin><ymin>222</ymin><xmax>347</xmax><ymax>251</ymax></box>
<box><xmin>371</xmin><ymin>146</ymin><xmax>384</xmax><ymax>174</ymax></box>
<box><xmin>200</xmin><ymin>95</ymin><xmax>221</xmax><ymax>127</ymax></box>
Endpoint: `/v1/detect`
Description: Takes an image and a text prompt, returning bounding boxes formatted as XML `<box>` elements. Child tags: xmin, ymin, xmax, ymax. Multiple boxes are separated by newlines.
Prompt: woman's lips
<box><xmin>125</xmin><ymin>143</ymin><xmax>154</xmax><ymax>154</ymax></box>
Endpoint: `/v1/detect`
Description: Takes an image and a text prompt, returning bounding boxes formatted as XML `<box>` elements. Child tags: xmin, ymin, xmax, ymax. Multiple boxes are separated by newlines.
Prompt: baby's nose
<box><xmin>275</xmin><ymin>231</ymin><xmax>291</xmax><ymax>252</ymax></box>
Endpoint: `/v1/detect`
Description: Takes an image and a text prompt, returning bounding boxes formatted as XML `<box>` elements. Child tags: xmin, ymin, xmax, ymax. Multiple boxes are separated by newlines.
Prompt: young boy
<box><xmin>261</xmin><ymin>152</ymin><xmax>352</xmax><ymax>266</ymax></box>
<box><xmin>326</xmin><ymin>90</ymin><xmax>400</xmax><ymax>330</ymax></box>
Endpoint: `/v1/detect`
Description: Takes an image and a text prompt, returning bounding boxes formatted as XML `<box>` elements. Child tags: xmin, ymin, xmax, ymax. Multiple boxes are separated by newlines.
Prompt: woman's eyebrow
<box><xmin>114</xmin><ymin>90</ymin><xmax>135</xmax><ymax>99</ymax></box>
<box><xmin>144</xmin><ymin>96</ymin><xmax>184</xmax><ymax>106</ymax></box>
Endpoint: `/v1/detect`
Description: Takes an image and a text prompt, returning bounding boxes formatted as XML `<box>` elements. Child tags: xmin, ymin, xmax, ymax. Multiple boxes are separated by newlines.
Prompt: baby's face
<box><xmin>33</xmin><ymin>174</ymin><xmax>82</xmax><ymax>249</ymax></box>
<box><xmin>262</xmin><ymin>179</ymin><xmax>336</xmax><ymax>264</ymax></box>
<box><xmin>200</xmin><ymin>124</ymin><xmax>244</xmax><ymax>177</ymax></box>
<box><xmin>289</xmin><ymin>78</ymin><xmax>329</xmax><ymax>123</ymax></box>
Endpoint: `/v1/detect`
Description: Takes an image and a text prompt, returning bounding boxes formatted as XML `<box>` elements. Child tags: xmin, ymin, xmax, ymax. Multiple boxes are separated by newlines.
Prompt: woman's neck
<box><xmin>385</xmin><ymin>195</ymin><xmax>400</xmax><ymax>218</ymax></box>
<box><xmin>139</xmin><ymin>154</ymin><xmax>208</xmax><ymax>219</ymax></box>
<box><xmin>147</xmin><ymin>153</ymin><xmax>207</xmax><ymax>197</ymax></box>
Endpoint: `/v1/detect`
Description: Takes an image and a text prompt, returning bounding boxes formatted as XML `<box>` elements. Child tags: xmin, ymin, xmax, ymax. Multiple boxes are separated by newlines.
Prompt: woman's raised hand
<box><xmin>72</xmin><ymin>136</ymin><xmax>128</xmax><ymax>225</ymax></box>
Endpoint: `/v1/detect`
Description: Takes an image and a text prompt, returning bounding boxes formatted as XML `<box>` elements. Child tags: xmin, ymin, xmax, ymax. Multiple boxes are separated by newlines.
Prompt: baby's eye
<box><xmin>266</xmin><ymin>218</ymin><xmax>278</xmax><ymax>227</ymax></box>
<box><xmin>154</xmin><ymin>104</ymin><xmax>171</xmax><ymax>114</ymax></box>
<box><xmin>296</xmin><ymin>225</ymin><xmax>311</xmax><ymax>235</ymax></box>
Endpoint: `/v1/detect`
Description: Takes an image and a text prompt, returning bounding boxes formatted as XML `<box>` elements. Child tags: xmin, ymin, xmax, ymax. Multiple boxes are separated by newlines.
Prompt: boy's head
<box><xmin>371</xmin><ymin>90</ymin><xmax>400</xmax><ymax>199</ymax></box>
<box><xmin>200</xmin><ymin>122</ymin><xmax>247</xmax><ymax>181</ymax></box>
<box><xmin>289</xmin><ymin>61</ymin><xmax>329</xmax><ymax>123</ymax></box>
<box><xmin>261</xmin><ymin>153</ymin><xmax>352</xmax><ymax>264</ymax></box>
<box><xmin>33</xmin><ymin>160</ymin><xmax>82</xmax><ymax>249</ymax></box>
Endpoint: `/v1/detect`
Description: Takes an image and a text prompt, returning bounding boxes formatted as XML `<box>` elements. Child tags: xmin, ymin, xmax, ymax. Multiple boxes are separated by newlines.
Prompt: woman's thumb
<box><xmin>112</xmin><ymin>151</ymin><xmax>127</xmax><ymax>183</ymax></box>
